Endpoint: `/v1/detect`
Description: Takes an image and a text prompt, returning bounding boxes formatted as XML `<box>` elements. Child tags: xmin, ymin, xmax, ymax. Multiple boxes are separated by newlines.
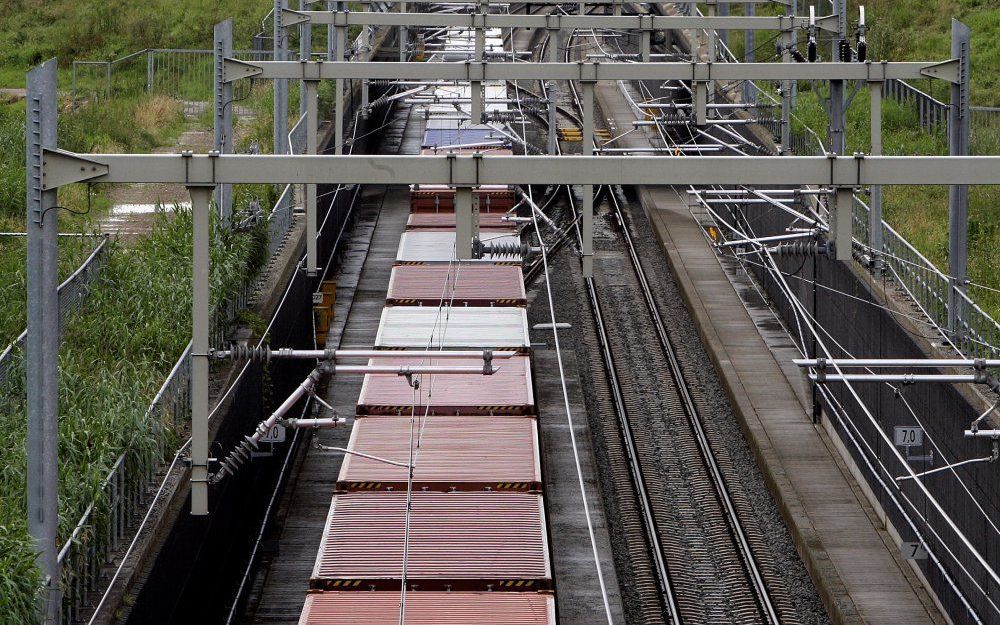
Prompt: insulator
<box><xmin>368</xmin><ymin>79</ymin><xmax>398</xmax><ymax>87</ymax></box>
<box><xmin>839</xmin><ymin>39</ymin><xmax>853</xmax><ymax>62</ymax></box>
<box><xmin>211</xmin><ymin>435</ymin><xmax>260</xmax><ymax>483</ymax></box>
<box><xmin>770</xmin><ymin>241</ymin><xmax>827</xmax><ymax>257</ymax></box>
<box><xmin>485</xmin><ymin>111</ymin><xmax>519</xmax><ymax>122</ymax></box>
<box><xmin>217</xmin><ymin>344</ymin><xmax>282</xmax><ymax>363</ymax></box>
<box><xmin>857</xmin><ymin>39</ymin><xmax>868</xmax><ymax>63</ymax></box>
<box><xmin>473</xmin><ymin>238</ymin><xmax>529</xmax><ymax>259</ymax></box>
<box><xmin>790</xmin><ymin>48</ymin><xmax>807</xmax><ymax>64</ymax></box>
<box><xmin>808</xmin><ymin>39</ymin><xmax>818</xmax><ymax>63</ymax></box>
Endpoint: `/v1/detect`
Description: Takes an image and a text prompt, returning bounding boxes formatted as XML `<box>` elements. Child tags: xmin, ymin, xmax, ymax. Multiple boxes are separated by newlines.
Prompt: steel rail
<box><xmin>559</xmin><ymin>24</ymin><xmax>683</xmax><ymax>624</ymax></box>
<box><xmin>596</xmin><ymin>17</ymin><xmax>781</xmax><ymax>623</ymax></box>
<box><xmin>610</xmin><ymin>187</ymin><xmax>780</xmax><ymax>624</ymax></box>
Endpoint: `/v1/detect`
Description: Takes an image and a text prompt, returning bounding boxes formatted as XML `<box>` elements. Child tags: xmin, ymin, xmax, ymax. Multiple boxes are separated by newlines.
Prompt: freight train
<box><xmin>296</xmin><ymin>13</ymin><xmax>555</xmax><ymax>625</ymax></box>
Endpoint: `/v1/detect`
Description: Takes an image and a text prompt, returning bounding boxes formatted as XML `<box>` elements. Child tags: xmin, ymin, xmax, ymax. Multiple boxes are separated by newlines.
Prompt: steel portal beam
<box><xmin>42</xmin><ymin>152</ymin><xmax>1000</xmax><ymax>187</ymax></box>
<box><xmin>282</xmin><ymin>8</ymin><xmax>837</xmax><ymax>32</ymax></box>
<box><xmin>350</xmin><ymin>0</ymin><xmax>789</xmax><ymax>4</ymax></box>
<box><xmin>222</xmin><ymin>59</ymin><xmax>961</xmax><ymax>84</ymax></box>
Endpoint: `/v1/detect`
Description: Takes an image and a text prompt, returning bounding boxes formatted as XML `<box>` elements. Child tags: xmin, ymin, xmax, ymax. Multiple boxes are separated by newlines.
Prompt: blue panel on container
<box><xmin>422</xmin><ymin>126</ymin><xmax>509</xmax><ymax>149</ymax></box>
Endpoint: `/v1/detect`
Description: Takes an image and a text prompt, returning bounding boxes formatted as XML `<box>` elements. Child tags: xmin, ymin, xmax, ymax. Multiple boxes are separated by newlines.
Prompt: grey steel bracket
<box><xmin>638</xmin><ymin>14</ymin><xmax>654</xmax><ymax>31</ymax></box>
<box><xmin>223</xmin><ymin>57</ymin><xmax>264</xmax><ymax>83</ymax></box>
<box><xmin>813</xmin><ymin>14</ymin><xmax>841</xmax><ymax>34</ymax></box>
<box><xmin>446</xmin><ymin>152</ymin><xmax>483</xmax><ymax>187</ymax></box>
<box><xmin>545</xmin><ymin>14</ymin><xmax>561</xmax><ymax>31</ymax></box>
<box><xmin>41</xmin><ymin>148</ymin><xmax>109</xmax><ymax>190</ymax></box>
<box><xmin>865</xmin><ymin>60</ymin><xmax>889</xmax><ymax>83</ymax></box>
<box><xmin>921</xmin><ymin>58</ymin><xmax>961</xmax><ymax>85</ymax></box>
<box><xmin>282</xmin><ymin>8</ymin><xmax>312</xmax><ymax>27</ymax></box>
<box><xmin>299</xmin><ymin>58</ymin><xmax>324</xmax><ymax>80</ymax></box>
<box><xmin>578</xmin><ymin>60</ymin><xmax>598</xmax><ymax>82</ymax></box>
<box><xmin>472</xmin><ymin>12</ymin><xmax>486</xmax><ymax>28</ymax></box>
<box><xmin>467</xmin><ymin>60</ymin><xmax>486</xmax><ymax>81</ymax></box>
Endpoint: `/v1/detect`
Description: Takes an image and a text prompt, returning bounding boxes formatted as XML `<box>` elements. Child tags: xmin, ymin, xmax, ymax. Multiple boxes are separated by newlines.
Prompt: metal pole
<box><xmin>300</xmin><ymin>0</ymin><xmax>312</xmax><ymax>119</ymax></box>
<box><xmin>716</xmin><ymin>1</ymin><xmax>728</xmax><ymax>50</ymax></box>
<box><xmin>335</xmin><ymin>22</ymin><xmax>346</xmax><ymax>154</ymax></box>
<box><xmin>455</xmin><ymin>186</ymin><xmax>473</xmax><ymax>259</ymax></box>
<box><xmin>831</xmin><ymin>186</ymin><xmax>852</xmax><ymax>261</ymax></box>
<box><xmin>743</xmin><ymin>2</ymin><xmax>755</xmax><ymax>105</ymax></box>
<box><xmin>547</xmin><ymin>81</ymin><xmax>557</xmax><ymax>154</ymax></box>
<box><xmin>582</xmin><ymin>80</ymin><xmax>594</xmax><ymax>278</ymax></box>
<box><xmin>399</xmin><ymin>0</ymin><xmax>408</xmax><ymax>61</ymax></box>
<box><xmin>832</xmin><ymin>0</ymin><xmax>845</xmax><ymax>60</ymax></box>
<box><xmin>214</xmin><ymin>20</ymin><xmax>234</xmax><ymax>226</ymax></box>
<box><xmin>274</xmin><ymin>0</ymin><xmax>289</xmax><ymax>156</ymax></box>
<box><xmin>305</xmin><ymin>79</ymin><xmax>319</xmax><ymax>275</ymax></box>
<box><xmin>829</xmin><ymin>79</ymin><xmax>846</xmax><ymax>155</ymax></box>
<box><xmin>948</xmin><ymin>19</ymin><xmax>970</xmax><ymax>335</ymax></box>
<box><xmin>146</xmin><ymin>50</ymin><xmax>154</xmax><ymax>92</ymax></box>
<box><xmin>780</xmin><ymin>28</ymin><xmax>792</xmax><ymax>152</ymax></box>
<box><xmin>189</xmin><ymin>185</ymin><xmax>213</xmax><ymax>516</ymax></box>
<box><xmin>869</xmin><ymin>80</ymin><xmax>883</xmax><ymax>269</ymax></box>
<box><xmin>706</xmin><ymin>4</ymin><xmax>716</xmax><ymax>106</ymax></box>
<box><xmin>327</xmin><ymin>1</ymin><xmax>336</xmax><ymax>60</ymax></box>
<box><xmin>361</xmin><ymin>12</ymin><xmax>370</xmax><ymax>119</ymax></box>
<box><xmin>26</xmin><ymin>58</ymin><xmax>61</xmax><ymax>625</ymax></box>
<box><xmin>472</xmin><ymin>12</ymin><xmax>485</xmax><ymax>123</ymax></box>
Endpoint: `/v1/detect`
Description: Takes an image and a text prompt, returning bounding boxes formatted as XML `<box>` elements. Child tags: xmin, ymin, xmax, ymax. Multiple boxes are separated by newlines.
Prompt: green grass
<box><xmin>0</xmin><ymin>2</ymin><xmax>283</xmax><ymax>617</ymax></box>
<box><xmin>0</xmin><ymin>205</ymin><xmax>268</xmax><ymax>625</ymax></box>
<box><xmin>0</xmin><ymin>0</ymin><xmax>272</xmax><ymax>88</ymax></box>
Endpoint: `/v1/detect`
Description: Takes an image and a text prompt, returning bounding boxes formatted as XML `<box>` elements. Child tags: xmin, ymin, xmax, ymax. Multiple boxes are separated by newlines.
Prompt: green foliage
<box><xmin>0</xmin><ymin>0</ymin><xmax>270</xmax><ymax>87</ymax></box>
<box><xmin>0</xmin><ymin>207</ymin><xmax>267</xmax><ymax>624</ymax></box>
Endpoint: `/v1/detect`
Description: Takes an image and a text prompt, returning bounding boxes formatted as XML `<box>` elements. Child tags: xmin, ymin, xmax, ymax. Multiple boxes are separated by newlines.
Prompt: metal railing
<box><xmin>0</xmin><ymin>235</ymin><xmax>111</xmax><ymax>390</ymax></box>
<box><xmin>54</xmin><ymin>111</ymin><xmax>307</xmax><ymax>622</ymax></box>
<box><xmin>852</xmin><ymin>196</ymin><xmax>1000</xmax><ymax>360</ymax></box>
<box><xmin>71</xmin><ymin>48</ymin><xmax>273</xmax><ymax>103</ymax></box>
<box><xmin>883</xmin><ymin>79</ymin><xmax>949</xmax><ymax>134</ymax></box>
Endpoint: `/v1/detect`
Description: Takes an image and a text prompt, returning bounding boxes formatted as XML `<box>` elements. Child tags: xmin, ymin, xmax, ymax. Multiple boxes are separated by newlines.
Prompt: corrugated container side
<box><xmin>358</xmin><ymin>355</ymin><xmax>534</xmax><ymax>414</ymax></box>
<box><xmin>337</xmin><ymin>416</ymin><xmax>541</xmax><ymax>491</ymax></box>
<box><xmin>409</xmin><ymin>187</ymin><xmax>515</xmax><ymax>213</ymax></box>
<box><xmin>396</xmin><ymin>231</ymin><xmax>522</xmax><ymax>264</ymax></box>
<box><xmin>406</xmin><ymin>212</ymin><xmax>516</xmax><ymax>230</ymax></box>
<box><xmin>386</xmin><ymin>264</ymin><xmax>527</xmax><ymax>306</ymax></box>
<box><xmin>311</xmin><ymin>492</ymin><xmax>551</xmax><ymax>591</ymax></box>
<box><xmin>420</xmin><ymin>147</ymin><xmax>513</xmax><ymax>156</ymax></box>
<box><xmin>422</xmin><ymin>127</ymin><xmax>507</xmax><ymax>149</ymax></box>
<box><xmin>374</xmin><ymin>307</ymin><xmax>531</xmax><ymax>349</ymax></box>
<box><xmin>299</xmin><ymin>592</ymin><xmax>556</xmax><ymax>625</ymax></box>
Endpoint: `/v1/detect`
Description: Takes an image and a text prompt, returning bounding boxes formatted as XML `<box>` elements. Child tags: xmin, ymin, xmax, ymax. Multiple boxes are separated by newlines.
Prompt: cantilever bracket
<box><xmin>222</xmin><ymin>57</ymin><xmax>264</xmax><ymax>84</ymax></box>
<box><xmin>41</xmin><ymin>148</ymin><xmax>109</xmax><ymax>190</ymax></box>
<box><xmin>813</xmin><ymin>14</ymin><xmax>841</xmax><ymax>34</ymax></box>
<box><xmin>281</xmin><ymin>8</ymin><xmax>311</xmax><ymax>27</ymax></box>
<box><xmin>920</xmin><ymin>58</ymin><xmax>961</xmax><ymax>85</ymax></box>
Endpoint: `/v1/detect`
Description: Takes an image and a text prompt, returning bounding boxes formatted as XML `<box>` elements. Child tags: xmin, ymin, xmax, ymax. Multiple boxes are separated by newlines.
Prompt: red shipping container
<box><xmin>299</xmin><ymin>591</ymin><xmax>556</xmax><ymax>625</ymax></box>
<box><xmin>337</xmin><ymin>416</ymin><xmax>541</xmax><ymax>492</ymax></box>
<box><xmin>406</xmin><ymin>211</ymin><xmax>516</xmax><ymax>229</ymax></box>
<box><xmin>311</xmin><ymin>492</ymin><xmax>551</xmax><ymax>591</ymax></box>
<box><xmin>386</xmin><ymin>264</ymin><xmax>526</xmax><ymax>306</ymax></box>
<box><xmin>358</xmin><ymin>356</ymin><xmax>534</xmax><ymax>415</ymax></box>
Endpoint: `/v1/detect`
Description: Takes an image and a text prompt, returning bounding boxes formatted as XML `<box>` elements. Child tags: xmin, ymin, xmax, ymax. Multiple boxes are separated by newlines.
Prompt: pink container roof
<box><xmin>387</xmin><ymin>264</ymin><xmax>526</xmax><ymax>306</ymax></box>
<box><xmin>299</xmin><ymin>591</ymin><xmax>555</xmax><ymax>625</ymax></box>
<box><xmin>312</xmin><ymin>492</ymin><xmax>550</xmax><ymax>590</ymax></box>
<box><xmin>358</xmin><ymin>356</ymin><xmax>534</xmax><ymax>415</ymax></box>
<box><xmin>338</xmin><ymin>416</ymin><xmax>541</xmax><ymax>491</ymax></box>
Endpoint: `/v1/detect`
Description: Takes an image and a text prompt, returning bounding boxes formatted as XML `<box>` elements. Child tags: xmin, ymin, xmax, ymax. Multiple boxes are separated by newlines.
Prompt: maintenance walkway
<box><xmin>592</xmin><ymin>78</ymin><xmax>946</xmax><ymax>625</ymax></box>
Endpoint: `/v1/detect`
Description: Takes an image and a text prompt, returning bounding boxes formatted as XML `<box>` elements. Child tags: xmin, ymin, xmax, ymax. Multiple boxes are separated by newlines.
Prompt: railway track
<box><xmin>526</xmin><ymin>18</ymin><xmax>802</xmax><ymax>625</ymax></box>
